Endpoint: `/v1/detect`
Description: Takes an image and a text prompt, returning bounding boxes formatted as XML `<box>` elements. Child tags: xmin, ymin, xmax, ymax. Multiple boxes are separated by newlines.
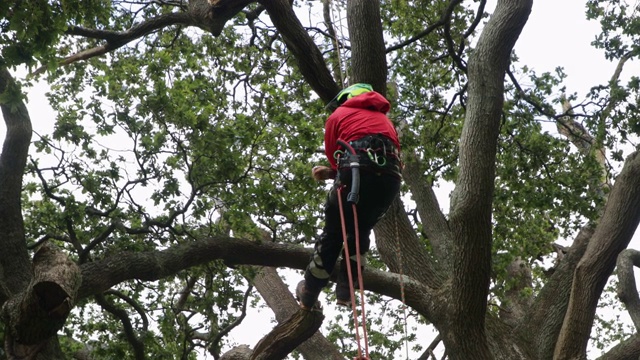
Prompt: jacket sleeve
<box><xmin>324</xmin><ymin>113</ymin><xmax>339</xmax><ymax>170</ymax></box>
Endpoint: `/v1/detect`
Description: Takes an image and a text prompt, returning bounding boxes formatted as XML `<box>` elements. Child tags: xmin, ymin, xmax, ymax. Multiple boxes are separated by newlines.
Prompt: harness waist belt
<box><xmin>348</xmin><ymin>135</ymin><xmax>399</xmax><ymax>156</ymax></box>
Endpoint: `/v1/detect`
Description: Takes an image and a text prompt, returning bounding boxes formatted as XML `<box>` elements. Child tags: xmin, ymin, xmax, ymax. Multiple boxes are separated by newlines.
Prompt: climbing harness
<box><xmin>335</xmin><ymin>139</ymin><xmax>370</xmax><ymax>360</ymax></box>
<box><xmin>366</xmin><ymin>148</ymin><xmax>386</xmax><ymax>166</ymax></box>
<box><xmin>334</xmin><ymin>138</ymin><xmax>408</xmax><ymax>359</ymax></box>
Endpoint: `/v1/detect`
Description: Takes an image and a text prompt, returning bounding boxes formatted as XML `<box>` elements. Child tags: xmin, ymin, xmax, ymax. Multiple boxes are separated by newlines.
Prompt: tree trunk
<box><xmin>3</xmin><ymin>244</ymin><xmax>81</xmax><ymax>359</ymax></box>
<box><xmin>346</xmin><ymin>0</ymin><xmax>387</xmax><ymax>93</ymax></box>
<box><xmin>445</xmin><ymin>0</ymin><xmax>532</xmax><ymax>358</ymax></box>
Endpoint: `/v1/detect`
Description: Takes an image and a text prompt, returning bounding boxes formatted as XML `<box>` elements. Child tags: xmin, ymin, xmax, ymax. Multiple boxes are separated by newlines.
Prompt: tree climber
<box><xmin>297</xmin><ymin>83</ymin><xmax>402</xmax><ymax>310</ymax></box>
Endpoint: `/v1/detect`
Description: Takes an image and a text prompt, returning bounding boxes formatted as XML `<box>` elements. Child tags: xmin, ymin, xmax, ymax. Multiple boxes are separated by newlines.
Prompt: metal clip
<box><xmin>366</xmin><ymin>148</ymin><xmax>386</xmax><ymax>166</ymax></box>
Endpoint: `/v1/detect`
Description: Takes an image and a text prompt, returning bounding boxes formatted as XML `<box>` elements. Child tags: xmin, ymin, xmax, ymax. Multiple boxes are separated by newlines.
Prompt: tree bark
<box><xmin>260</xmin><ymin>0</ymin><xmax>340</xmax><ymax>103</ymax></box>
<box><xmin>251</xmin><ymin>267</ymin><xmax>343</xmax><ymax>360</ymax></box>
<box><xmin>250</xmin><ymin>308</ymin><xmax>324</xmax><ymax>360</ymax></box>
<box><xmin>0</xmin><ymin>68</ymin><xmax>33</xmax><ymax>299</ymax></box>
<box><xmin>554</xmin><ymin>151</ymin><xmax>640</xmax><ymax>360</ymax></box>
<box><xmin>616</xmin><ymin>249</ymin><xmax>640</xmax><ymax>331</ymax></box>
<box><xmin>2</xmin><ymin>244</ymin><xmax>80</xmax><ymax>359</ymax></box>
<box><xmin>597</xmin><ymin>334</ymin><xmax>640</xmax><ymax>360</ymax></box>
<box><xmin>374</xmin><ymin>197</ymin><xmax>444</xmax><ymax>289</ymax></box>
<box><xmin>446</xmin><ymin>0</ymin><xmax>532</xmax><ymax>358</ymax></box>
<box><xmin>346</xmin><ymin>0</ymin><xmax>387</xmax><ymax>93</ymax></box>
<box><xmin>519</xmin><ymin>226</ymin><xmax>593</xmax><ymax>360</ymax></box>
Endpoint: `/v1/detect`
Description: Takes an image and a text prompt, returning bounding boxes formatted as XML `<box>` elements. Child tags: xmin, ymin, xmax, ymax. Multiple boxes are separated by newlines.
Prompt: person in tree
<box><xmin>297</xmin><ymin>83</ymin><xmax>402</xmax><ymax>310</ymax></box>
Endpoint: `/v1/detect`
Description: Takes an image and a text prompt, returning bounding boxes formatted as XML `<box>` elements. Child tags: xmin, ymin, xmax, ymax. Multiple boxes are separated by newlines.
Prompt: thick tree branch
<box><xmin>375</xmin><ymin>197</ymin><xmax>444</xmax><ymax>288</ymax></box>
<box><xmin>346</xmin><ymin>0</ymin><xmax>387</xmax><ymax>93</ymax></box>
<box><xmin>77</xmin><ymin>236</ymin><xmax>439</xmax><ymax>320</ymax></box>
<box><xmin>250</xmin><ymin>307</ymin><xmax>324</xmax><ymax>360</ymax></box>
<box><xmin>520</xmin><ymin>226</ymin><xmax>593</xmax><ymax>360</ymax></box>
<box><xmin>557</xmin><ymin>97</ymin><xmax>610</xmax><ymax>198</ymax></box>
<box><xmin>251</xmin><ymin>266</ymin><xmax>343</xmax><ymax>360</ymax></box>
<box><xmin>35</xmin><ymin>0</ymin><xmax>255</xmax><ymax>75</ymax></box>
<box><xmin>554</xmin><ymin>151</ymin><xmax>640</xmax><ymax>360</ymax></box>
<box><xmin>2</xmin><ymin>243</ymin><xmax>80</xmax><ymax>358</ymax></box>
<box><xmin>259</xmin><ymin>0</ymin><xmax>339</xmax><ymax>103</ymax></box>
<box><xmin>497</xmin><ymin>258</ymin><xmax>533</xmax><ymax>327</ymax></box>
<box><xmin>0</xmin><ymin>68</ymin><xmax>34</xmax><ymax>297</ymax></box>
<box><xmin>616</xmin><ymin>249</ymin><xmax>640</xmax><ymax>331</ymax></box>
<box><xmin>597</xmin><ymin>334</ymin><xmax>640</xmax><ymax>360</ymax></box>
<box><xmin>446</xmin><ymin>0</ymin><xmax>532</xmax><ymax>358</ymax></box>
<box><xmin>399</xmin><ymin>150</ymin><xmax>453</xmax><ymax>267</ymax></box>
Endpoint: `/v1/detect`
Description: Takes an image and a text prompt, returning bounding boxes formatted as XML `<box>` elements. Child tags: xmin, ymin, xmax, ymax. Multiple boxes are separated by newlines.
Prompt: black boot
<box><xmin>335</xmin><ymin>258</ymin><xmax>356</xmax><ymax>307</ymax></box>
<box><xmin>296</xmin><ymin>280</ymin><xmax>322</xmax><ymax>310</ymax></box>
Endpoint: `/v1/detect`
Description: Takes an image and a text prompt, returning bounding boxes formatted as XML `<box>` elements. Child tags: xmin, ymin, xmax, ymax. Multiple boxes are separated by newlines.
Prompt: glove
<box><xmin>312</xmin><ymin>166</ymin><xmax>337</xmax><ymax>181</ymax></box>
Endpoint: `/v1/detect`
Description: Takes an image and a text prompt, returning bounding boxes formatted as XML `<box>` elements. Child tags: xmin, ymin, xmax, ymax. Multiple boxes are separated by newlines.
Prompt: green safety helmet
<box><xmin>327</xmin><ymin>83</ymin><xmax>373</xmax><ymax>110</ymax></box>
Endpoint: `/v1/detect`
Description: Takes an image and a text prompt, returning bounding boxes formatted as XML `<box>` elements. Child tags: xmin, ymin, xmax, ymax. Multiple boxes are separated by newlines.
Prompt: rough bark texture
<box><xmin>397</xmin><ymin>150</ymin><xmax>453</xmax><ymax>269</ymax></box>
<box><xmin>555</xmin><ymin>151</ymin><xmax>640</xmax><ymax>360</ymax></box>
<box><xmin>596</xmin><ymin>335</ymin><xmax>640</xmax><ymax>360</ymax></box>
<box><xmin>375</xmin><ymin>198</ymin><xmax>443</xmax><ymax>289</ymax></box>
<box><xmin>346</xmin><ymin>0</ymin><xmax>388</xmax><ymax>93</ymax></box>
<box><xmin>220</xmin><ymin>345</ymin><xmax>253</xmax><ymax>360</ymax></box>
<box><xmin>251</xmin><ymin>267</ymin><xmax>343</xmax><ymax>360</ymax></box>
<box><xmin>250</xmin><ymin>308</ymin><xmax>324</xmax><ymax>360</ymax></box>
<box><xmin>0</xmin><ymin>68</ymin><xmax>33</xmax><ymax>299</ymax></box>
<box><xmin>445</xmin><ymin>0</ymin><xmax>532</xmax><ymax>358</ymax></box>
<box><xmin>520</xmin><ymin>226</ymin><xmax>593</xmax><ymax>360</ymax></box>
<box><xmin>617</xmin><ymin>249</ymin><xmax>640</xmax><ymax>331</ymax></box>
<box><xmin>2</xmin><ymin>244</ymin><xmax>80</xmax><ymax>360</ymax></box>
<box><xmin>3</xmin><ymin>244</ymin><xmax>80</xmax><ymax>346</ymax></box>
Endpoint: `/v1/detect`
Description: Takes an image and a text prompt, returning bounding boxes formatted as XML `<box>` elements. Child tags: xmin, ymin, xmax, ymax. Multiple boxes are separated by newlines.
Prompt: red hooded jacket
<box><xmin>324</xmin><ymin>91</ymin><xmax>401</xmax><ymax>170</ymax></box>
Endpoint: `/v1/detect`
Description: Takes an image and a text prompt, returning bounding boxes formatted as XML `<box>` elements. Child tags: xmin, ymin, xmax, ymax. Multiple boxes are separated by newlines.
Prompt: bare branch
<box><xmin>95</xmin><ymin>292</ymin><xmax>146</xmax><ymax>360</ymax></box>
<box><xmin>417</xmin><ymin>334</ymin><xmax>442</xmax><ymax>360</ymax></box>
<box><xmin>104</xmin><ymin>289</ymin><xmax>150</xmax><ymax>331</ymax></box>
<box><xmin>35</xmin><ymin>12</ymin><xmax>193</xmax><ymax>75</ymax></box>
<box><xmin>385</xmin><ymin>21</ymin><xmax>445</xmax><ymax>53</ymax></box>
<box><xmin>385</xmin><ymin>0</ymin><xmax>468</xmax><ymax>55</ymax></box>
<box><xmin>209</xmin><ymin>284</ymin><xmax>253</xmax><ymax>358</ymax></box>
<box><xmin>34</xmin><ymin>0</ymin><xmax>257</xmax><ymax>75</ymax></box>
<box><xmin>442</xmin><ymin>0</ymin><xmax>466</xmax><ymax>72</ymax></box>
<box><xmin>601</xmin><ymin>51</ymin><xmax>634</xmax><ymax>123</ymax></box>
<box><xmin>616</xmin><ymin>249</ymin><xmax>640</xmax><ymax>331</ymax></box>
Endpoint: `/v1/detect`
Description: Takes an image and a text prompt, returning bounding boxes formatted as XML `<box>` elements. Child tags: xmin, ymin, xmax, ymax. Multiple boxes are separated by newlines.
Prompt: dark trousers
<box><xmin>303</xmin><ymin>159</ymin><xmax>401</xmax><ymax>300</ymax></box>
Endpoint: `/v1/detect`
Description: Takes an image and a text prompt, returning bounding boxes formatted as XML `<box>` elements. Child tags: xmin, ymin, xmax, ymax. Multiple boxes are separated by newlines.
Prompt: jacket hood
<box><xmin>340</xmin><ymin>91</ymin><xmax>390</xmax><ymax>113</ymax></box>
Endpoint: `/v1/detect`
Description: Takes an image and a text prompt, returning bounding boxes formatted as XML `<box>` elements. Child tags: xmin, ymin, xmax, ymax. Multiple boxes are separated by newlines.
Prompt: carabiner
<box><xmin>366</xmin><ymin>148</ymin><xmax>386</xmax><ymax>166</ymax></box>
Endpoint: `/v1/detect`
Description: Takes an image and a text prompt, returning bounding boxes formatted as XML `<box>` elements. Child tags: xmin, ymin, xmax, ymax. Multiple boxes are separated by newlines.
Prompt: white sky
<box><xmin>2</xmin><ymin>0</ymin><xmax>640</xmax><ymax>358</ymax></box>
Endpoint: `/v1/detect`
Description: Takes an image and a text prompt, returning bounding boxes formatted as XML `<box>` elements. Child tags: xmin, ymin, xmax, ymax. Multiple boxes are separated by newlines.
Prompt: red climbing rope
<box><xmin>337</xmin><ymin>186</ymin><xmax>370</xmax><ymax>360</ymax></box>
